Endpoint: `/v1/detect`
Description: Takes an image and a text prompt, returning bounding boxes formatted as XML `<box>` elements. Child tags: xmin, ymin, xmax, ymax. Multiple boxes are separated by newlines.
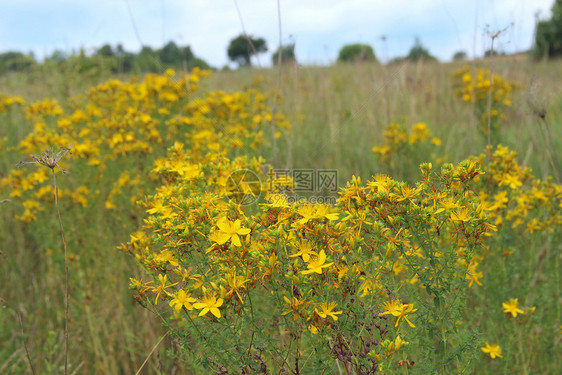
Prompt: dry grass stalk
<box><xmin>19</xmin><ymin>145</ymin><xmax>72</xmax><ymax>375</ymax></box>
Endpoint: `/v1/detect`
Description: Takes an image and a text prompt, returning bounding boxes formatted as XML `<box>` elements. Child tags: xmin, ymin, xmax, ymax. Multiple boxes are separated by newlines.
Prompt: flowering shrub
<box><xmin>119</xmin><ymin>122</ymin><xmax>503</xmax><ymax>373</ymax></box>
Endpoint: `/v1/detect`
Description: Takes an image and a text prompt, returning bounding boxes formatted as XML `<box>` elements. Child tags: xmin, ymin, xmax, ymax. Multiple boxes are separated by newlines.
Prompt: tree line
<box><xmin>3</xmin><ymin>4</ymin><xmax>562</xmax><ymax>77</ymax></box>
<box><xmin>225</xmin><ymin>34</ymin><xmax>439</xmax><ymax>66</ymax></box>
<box><xmin>0</xmin><ymin>41</ymin><xmax>210</xmax><ymax>76</ymax></box>
<box><xmin>232</xmin><ymin>1</ymin><xmax>562</xmax><ymax>66</ymax></box>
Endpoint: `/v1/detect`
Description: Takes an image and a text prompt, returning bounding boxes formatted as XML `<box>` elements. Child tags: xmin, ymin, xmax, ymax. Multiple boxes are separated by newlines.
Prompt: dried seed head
<box><xmin>19</xmin><ymin>145</ymin><xmax>73</xmax><ymax>173</ymax></box>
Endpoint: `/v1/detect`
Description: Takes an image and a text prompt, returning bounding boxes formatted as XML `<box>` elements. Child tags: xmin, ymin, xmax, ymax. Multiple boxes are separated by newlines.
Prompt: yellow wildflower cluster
<box><xmin>0</xmin><ymin>93</ymin><xmax>24</xmax><ymax>151</ymax></box>
<box><xmin>0</xmin><ymin>93</ymin><xmax>24</xmax><ymax>112</ymax></box>
<box><xmin>372</xmin><ymin>121</ymin><xmax>441</xmax><ymax>164</ymax></box>
<box><xmin>120</xmin><ymin>128</ymin><xmax>496</xmax><ymax>371</ymax></box>
<box><xmin>475</xmin><ymin>146</ymin><xmax>561</xmax><ymax>235</ymax></box>
<box><xmin>1</xmin><ymin>68</ymin><xmax>290</xmax><ymax>223</ymax></box>
<box><xmin>25</xmin><ymin>98</ymin><xmax>64</xmax><ymax>119</ymax></box>
<box><xmin>453</xmin><ymin>66</ymin><xmax>522</xmax><ymax>138</ymax></box>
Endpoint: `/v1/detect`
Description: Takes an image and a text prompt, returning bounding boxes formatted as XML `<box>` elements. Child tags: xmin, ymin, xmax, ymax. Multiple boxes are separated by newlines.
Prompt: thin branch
<box><xmin>20</xmin><ymin>145</ymin><xmax>72</xmax><ymax>375</ymax></box>
<box><xmin>52</xmin><ymin>167</ymin><xmax>70</xmax><ymax>375</ymax></box>
<box><xmin>124</xmin><ymin>0</ymin><xmax>144</xmax><ymax>49</ymax></box>
<box><xmin>135</xmin><ymin>332</ymin><xmax>168</xmax><ymax>375</ymax></box>
<box><xmin>486</xmin><ymin>36</ymin><xmax>495</xmax><ymax>155</ymax></box>
<box><xmin>269</xmin><ymin>0</ymin><xmax>283</xmax><ymax>166</ymax></box>
<box><xmin>285</xmin><ymin>50</ymin><xmax>298</xmax><ymax>170</ymax></box>
<box><xmin>18</xmin><ymin>312</ymin><xmax>36</xmax><ymax>375</ymax></box>
<box><xmin>484</xmin><ymin>25</ymin><xmax>510</xmax><ymax>158</ymax></box>
<box><xmin>233</xmin><ymin>0</ymin><xmax>262</xmax><ymax>68</ymax></box>
<box><xmin>246</xmin><ymin>290</ymin><xmax>256</xmax><ymax>357</ymax></box>
<box><xmin>539</xmin><ymin>116</ymin><xmax>562</xmax><ymax>182</ymax></box>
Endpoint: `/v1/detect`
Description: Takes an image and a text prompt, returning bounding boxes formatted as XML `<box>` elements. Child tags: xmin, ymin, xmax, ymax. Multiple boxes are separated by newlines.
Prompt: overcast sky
<box><xmin>0</xmin><ymin>0</ymin><xmax>555</xmax><ymax>66</ymax></box>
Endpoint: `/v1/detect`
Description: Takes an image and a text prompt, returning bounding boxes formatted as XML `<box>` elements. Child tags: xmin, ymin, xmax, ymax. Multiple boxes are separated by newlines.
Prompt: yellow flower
<box><xmin>379</xmin><ymin>300</ymin><xmax>417</xmax><ymax>328</ymax></box>
<box><xmin>296</xmin><ymin>205</ymin><xmax>316</xmax><ymax>225</ymax></box>
<box><xmin>481</xmin><ymin>342</ymin><xmax>502</xmax><ymax>359</ymax></box>
<box><xmin>213</xmin><ymin>218</ymin><xmax>251</xmax><ymax>247</ymax></box>
<box><xmin>524</xmin><ymin>219</ymin><xmax>541</xmax><ymax>234</ymax></box>
<box><xmin>315</xmin><ymin>302</ymin><xmax>342</xmax><ymax>321</ymax></box>
<box><xmin>283</xmin><ymin>295</ymin><xmax>308</xmax><ymax>319</ymax></box>
<box><xmin>153</xmin><ymin>250</ymin><xmax>179</xmax><ymax>267</ymax></box>
<box><xmin>263</xmin><ymin>193</ymin><xmax>290</xmax><ymax>208</ymax></box>
<box><xmin>129</xmin><ymin>278</ymin><xmax>153</xmax><ymax>296</ymax></box>
<box><xmin>386</xmin><ymin>335</ymin><xmax>409</xmax><ymax>354</ymax></box>
<box><xmin>450</xmin><ymin>207</ymin><xmax>471</xmax><ymax>222</ymax></box>
<box><xmin>289</xmin><ymin>240</ymin><xmax>317</xmax><ymax>262</ymax></box>
<box><xmin>224</xmin><ymin>271</ymin><xmax>249</xmax><ymax>303</ymax></box>
<box><xmin>308</xmin><ymin>324</ymin><xmax>318</xmax><ymax>334</ymax></box>
<box><xmin>372</xmin><ymin>145</ymin><xmax>389</xmax><ymax>154</ymax></box>
<box><xmin>396</xmin><ymin>185</ymin><xmax>421</xmax><ymax>202</ymax></box>
<box><xmin>466</xmin><ymin>259</ymin><xmax>483</xmax><ymax>288</ymax></box>
<box><xmin>314</xmin><ymin>205</ymin><xmax>339</xmax><ymax>221</ymax></box>
<box><xmin>499</xmin><ymin>174</ymin><xmax>522</xmax><ymax>190</ymax></box>
<box><xmin>169</xmin><ymin>289</ymin><xmax>196</xmax><ymax>313</ymax></box>
<box><xmin>193</xmin><ymin>295</ymin><xmax>224</xmax><ymax>318</ymax></box>
<box><xmin>502</xmin><ymin>298</ymin><xmax>525</xmax><ymax>318</ymax></box>
<box><xmin>152</xmin><ymin>274</ymin><xmax>178</xmax><ymax>305</ymax></box>
<box><xmin>301</xmin><ymin>250</ymin><xmax>333</xmax><ymax>275</ymax></box>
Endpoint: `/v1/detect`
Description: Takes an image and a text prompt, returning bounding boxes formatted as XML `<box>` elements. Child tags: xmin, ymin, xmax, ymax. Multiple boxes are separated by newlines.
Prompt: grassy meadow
<box><xmin>0</xmin><ymin>57</ymin><xmax>561</xmax><ymax>374</ymax></box>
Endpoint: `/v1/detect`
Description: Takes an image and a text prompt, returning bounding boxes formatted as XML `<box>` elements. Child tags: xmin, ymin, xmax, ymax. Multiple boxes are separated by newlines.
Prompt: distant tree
<box><xmin>159</xmin><ymin>41</ymin><xmax>182</xmax><ymax>65</ymax></box>
<box><xmin>387</xmin><ymin>56</ymin><xmax>406</xmax><ymax>65</ymax></box>
<box><xmin>272</xmin><ymin>44</ymin><xmax>296</xmax><ymax>65</ymax></box>
<box><xmin>121</xmin><ymin>56</ymin><xmax>136</xmax><ymax>73</ymax></box>
<box><xmin>453</xmin><ymin>50</ymin><xmax>468</xmax><ymax>60</ymax></box>
<box><xmin>534</xmin><ymin>0</ymin><xmax>562</xmax><ymax>59</ymax></box>
<box><xmin>46</xmin><ymin>49</ymin><xmax>67</xmax><ymax>64</ymax></box>
<box><xmin>96</xmin><ymin>44</ymin><xmax>114</xmax><ymax>57</ymax></box>
<box><xmin>484</xmin><ymin>49</ymin><xmax>504</xmax><ymax>57</ymax></box>
<box><xmin>337</xmin><ymin>43</ymin><xmax>377</xmax><ymax>63</ymax></box>
<box><xmin>187</xmin><ymin>57</ymin><xmax>210</xmax><ymax>70</ymax></box>
<box><xmin>181</xmin><ymin>46</ymin><xmax>195</xmax><ymax>62</ymax></box>
<box><xmin>112</xmin><ymin>44</ymin><xmax>132</xmax><ymax>72</ymax></box>
<box><xmin>0</xmin><ymin>41</ymin><xmax>210</xmax><ymax>77</ymax></box>
<box><xmin>115</xmin><ymin>44</ymin><xmax>126</xmax><ymax>57</ymax></box>
<box><xmin>140</xmin><ymin>46</ymin><xmax>154</xmax><ymax>55</ymax></box>
<box><xmin>227</xmin><ymin>34</ymin><xmax>267</xmax><ymax>67</ymax></box>
<box><xmin>0</xmin><ymin>51</ymin><xmax>35</xmax><ymax>73</ymax></box>
<box><xmin>93</xmin><ymin>44</ymin><xmax>133</xmax><ymax>73</ymax></box>
<box><xmin>136</xmin><ymin>46</ymin><xmax>159</xmax><ymax>72</ymax></box>
<box><xmin>406</xmin><ymin>38</ymin><xmax>437</xmax><ymax>62</ymax></box>
<box><xmin>70</xmin><ymin>47</ymin><xmax>105</xmax><ymax>75</ymax></box>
